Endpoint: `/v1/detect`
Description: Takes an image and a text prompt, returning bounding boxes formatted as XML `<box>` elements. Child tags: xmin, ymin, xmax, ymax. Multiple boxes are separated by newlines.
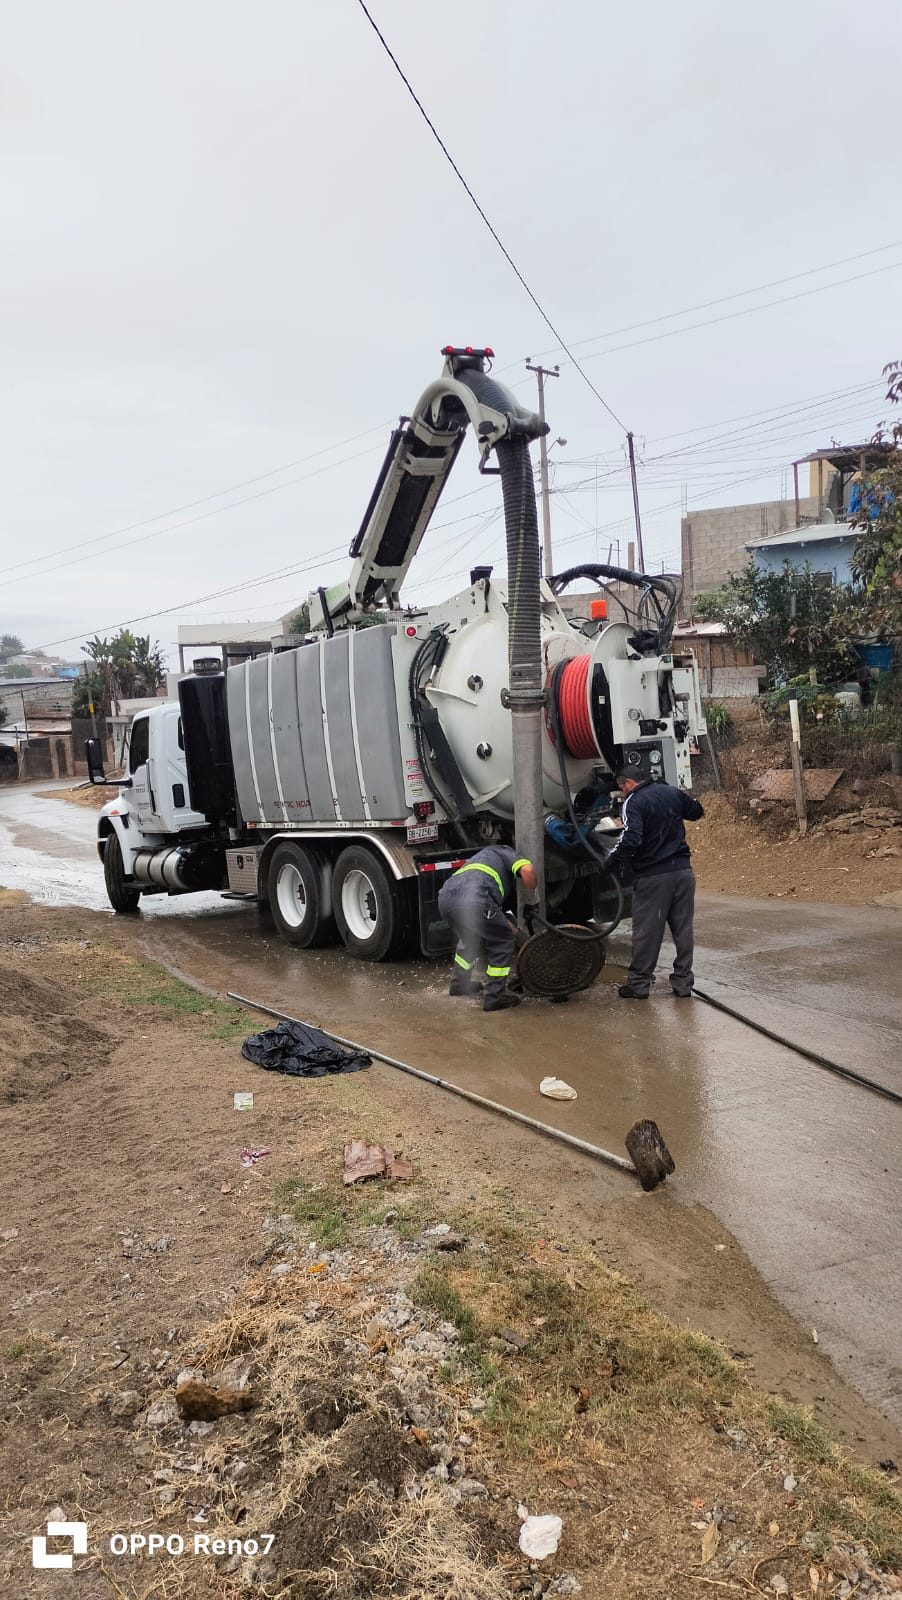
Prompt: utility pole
<box><xmin>526</xmin><ymin>360</ymin><xmax>559</xmax><ymax>576</ymax></box>
<box><xmin>626</xmin><ymin>431</ymin><xmax>646</xmax><ymax>573</ymax></box>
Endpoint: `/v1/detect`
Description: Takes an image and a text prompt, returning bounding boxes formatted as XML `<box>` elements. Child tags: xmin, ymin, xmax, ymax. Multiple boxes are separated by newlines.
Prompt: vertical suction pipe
<box><xmin>458</xmin><ymin>367</ymin><xmax>548</xmax><ymax>917</ymax></box>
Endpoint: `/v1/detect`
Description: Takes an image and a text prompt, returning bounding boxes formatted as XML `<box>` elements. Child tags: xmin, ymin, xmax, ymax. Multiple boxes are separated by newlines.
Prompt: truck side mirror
<box><xmin>85</xmin><ymin>738</ymin><xmax>107</xmax><ymax>786</ymax></box>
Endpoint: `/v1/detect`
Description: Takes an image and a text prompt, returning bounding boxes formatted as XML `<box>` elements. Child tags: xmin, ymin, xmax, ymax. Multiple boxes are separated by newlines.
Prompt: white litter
<box><xmin>233</xmin><ymin>1092</ymin><xmax>253</xmax><ymax>1111</ymax></box>
<box><xmin>539</xmin><ymin>1077</ymin><xmax>577</xmax><ymax>1102</ymax></box>
<box><xmin>518</xmin><ymin>1513</ymin><xmax>563</xmax><ymax>1560</ymax></box>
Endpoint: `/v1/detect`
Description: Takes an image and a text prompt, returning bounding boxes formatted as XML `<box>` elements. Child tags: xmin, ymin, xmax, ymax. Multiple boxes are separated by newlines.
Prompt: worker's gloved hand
<box><xmin>523</xmin><ymin>903</ymin><xmax>537</xmax><ymax>935</ymax></box>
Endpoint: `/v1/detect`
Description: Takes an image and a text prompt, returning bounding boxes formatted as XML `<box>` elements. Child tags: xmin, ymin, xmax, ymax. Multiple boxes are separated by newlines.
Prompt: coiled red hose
<box><xmin>556</xmin><ymin>655</ymin><xmax>597</xmax><ymax>758</ymax></box>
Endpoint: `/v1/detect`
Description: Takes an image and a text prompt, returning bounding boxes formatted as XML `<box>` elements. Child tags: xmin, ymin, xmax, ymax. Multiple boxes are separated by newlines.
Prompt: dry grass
<box><xmin>366</xmin><ymin>1486</ymin><xmax>509</xmax><ymax>1600</ymax></box>
<box><xmin>132</xmin><ymin>1258</ymin><xmax>511</xmax><ymax>1600</ymax></box>
<box><xmin>120</xmin><ymin>1170</ymin><xmax>902</xmax><ymax>1598</ymax></box>
<box><xmin>408</xmin><ymin>1228</ymin><xmax>902</xmax><ymax>1570</ymax></box>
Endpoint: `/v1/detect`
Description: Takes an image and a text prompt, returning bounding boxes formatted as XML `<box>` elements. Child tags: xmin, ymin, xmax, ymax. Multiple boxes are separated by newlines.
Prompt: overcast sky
<box><xmin>3</xmin><ymin>0</ymin><xmax>900</xmax><ymax>668</ymax></box>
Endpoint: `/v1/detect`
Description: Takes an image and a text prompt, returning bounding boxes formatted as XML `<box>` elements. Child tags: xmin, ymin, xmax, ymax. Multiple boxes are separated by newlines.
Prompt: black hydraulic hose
<box><xmin>549</xmin><ymin>561</ymin><xmax>678</xmax><ymax>601</ymax></box>
<box><xmin>408</xmin><ymin>628</ymin><xmax>469</xmax><ymax>836</ymax></box>
<box><xmin>548</xmin><ymin>659</ymin><xmax>625</xmax><ymax>938</ymax></box>
<box><xmin>530</xmin><ymin>908</ymin><xmax>607</xmax><ymax>943</ymax></box>
<box><xmin>690</xmin><ymin>985</ymin><xmax>902</xmax><ymax>1107</ymax></box>
<box><xmin>549</xmin><ymin>562</ymin><xmax>679</xmax><ymax>651</ymax></box>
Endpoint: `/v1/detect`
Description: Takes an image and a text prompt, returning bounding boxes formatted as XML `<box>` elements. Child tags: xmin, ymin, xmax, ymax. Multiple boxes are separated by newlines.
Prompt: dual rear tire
<box><xmin>266</xmin><ymin>841</ymin><xmax>414</xmax><ymax>962</ymax></box>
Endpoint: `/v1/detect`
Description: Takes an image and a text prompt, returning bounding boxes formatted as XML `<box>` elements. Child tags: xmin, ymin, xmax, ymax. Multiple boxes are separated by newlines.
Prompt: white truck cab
<box><xmin>124</xmin><ymin>705</ymin><xmax>207</xmax><ymax>838</ymax></box>
<box><xmin>97</xmin><ymin>703</ymin><xmax>213</xmax><ymax>913</ymax></box>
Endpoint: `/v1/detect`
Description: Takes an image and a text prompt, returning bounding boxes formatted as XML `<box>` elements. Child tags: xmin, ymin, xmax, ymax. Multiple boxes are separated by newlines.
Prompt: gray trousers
<box><xmin>628</xmin><ymin>868</ymin><xmax>696</xmax><ymax>996</ymax></box>
<box><xmin>437</xmin><ymin>879</ymin><xmax>514</xmax><ymax>1005</ymax></box>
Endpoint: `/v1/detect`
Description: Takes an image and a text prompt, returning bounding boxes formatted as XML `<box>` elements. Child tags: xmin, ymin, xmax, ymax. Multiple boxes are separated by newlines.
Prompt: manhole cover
<box><xmin>516</xmin><ymin>924</ymin><xmax>606</xmax><ymax>998</ymax></box>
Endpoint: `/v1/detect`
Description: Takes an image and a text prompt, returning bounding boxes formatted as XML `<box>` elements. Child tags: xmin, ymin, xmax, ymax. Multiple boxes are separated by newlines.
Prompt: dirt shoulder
<box><xmin>35</xmin><ymin>783</ymin><xmax>117</xmax><ymax>810</ymax></box>
<box><xmin>1</xmin><ymin>895</ymin><xmax>901</xmax><ymax>1596</ymax></box>
<box><xmin>691</xmin><ymin>790</ymin><xmax>902</xmax><ymax>905</ymax></box>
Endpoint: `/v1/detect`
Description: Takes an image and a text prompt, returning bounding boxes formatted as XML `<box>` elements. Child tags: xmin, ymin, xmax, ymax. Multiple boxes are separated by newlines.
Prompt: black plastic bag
<box><xmin>241</xmin><ymin>1020</ymin><xmax>371</xmax><ymax>1078</ymax></box>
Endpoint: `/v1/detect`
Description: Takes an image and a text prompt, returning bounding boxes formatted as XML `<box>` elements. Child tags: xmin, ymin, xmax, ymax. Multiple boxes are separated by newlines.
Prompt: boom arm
<box><xmin>309</xmin><ymin>349</ymin><xmax>546</xmax><ymax>629</ymax></box>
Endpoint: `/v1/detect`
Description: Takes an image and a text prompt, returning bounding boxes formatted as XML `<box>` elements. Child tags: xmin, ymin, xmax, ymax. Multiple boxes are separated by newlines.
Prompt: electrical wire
<box><xmin>565</xmin><ymin>260</ymin><xmax>902</xmax><ymax>370</ymax></box>
<box><xmin>353</xmin><ymin>0</ymin><xmax>629</xmax><ymax>433</ymax></box>
<box><xmin>0</xmin><ymin>421</ymin><xmax>392</xmax><ymax>583</ymax></box>
<box><xmin>3</xmin><ymin>442</ymin><xmax>389</xmax><ymax>592</ymax></box>
<box><xmin>30</xmin><ymin>543</ymin><xmax>351</xmax><ymax>651</ymax></box>
<box><xmin>521</xmin><ymin>239</ymin><xmax>902</xmax><ymax>363</ymax></box>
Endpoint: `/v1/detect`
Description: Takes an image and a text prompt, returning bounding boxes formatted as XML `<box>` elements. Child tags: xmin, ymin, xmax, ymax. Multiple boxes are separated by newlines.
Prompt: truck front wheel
<box><xmin>333</xmin><ymin>846</ymin><xmax>413</xmax><ymax>962</ymax></box>
<box><xmin>104</xmin><ymin>833</ymin><xmax>141</xmax><ymax>915</ymax></box>
<box><xmin>267</xmin><ymin>842</ymin><xmax>335</xmax><ymax>948</ymax></box>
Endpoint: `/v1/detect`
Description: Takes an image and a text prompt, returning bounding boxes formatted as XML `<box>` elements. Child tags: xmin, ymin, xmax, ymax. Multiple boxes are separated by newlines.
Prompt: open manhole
<box><xmin>515</xmin><ymin>924</ymin><xmax>606</xmax><ymax>998</ymax></box>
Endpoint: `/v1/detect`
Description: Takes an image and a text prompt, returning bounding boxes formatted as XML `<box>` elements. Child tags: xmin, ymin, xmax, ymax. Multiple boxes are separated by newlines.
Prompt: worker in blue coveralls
<box><xmin>437</xmin><ymin>846</ymin><xmax>538</xmax><ymax>1012</ymax></box>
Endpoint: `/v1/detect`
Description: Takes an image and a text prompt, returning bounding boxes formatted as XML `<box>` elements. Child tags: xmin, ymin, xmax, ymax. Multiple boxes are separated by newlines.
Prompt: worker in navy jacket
<box><xmin>606</xmin><ymin>770</ymin><xmax>704</xmax><ymax>999</ymax></box>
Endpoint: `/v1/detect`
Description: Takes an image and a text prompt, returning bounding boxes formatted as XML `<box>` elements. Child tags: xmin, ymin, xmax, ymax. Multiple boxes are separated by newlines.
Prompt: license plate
<box><xmin>406</xmin><ymin>822</ymin><xmax>439</xmax><ymax>843</ymax></box>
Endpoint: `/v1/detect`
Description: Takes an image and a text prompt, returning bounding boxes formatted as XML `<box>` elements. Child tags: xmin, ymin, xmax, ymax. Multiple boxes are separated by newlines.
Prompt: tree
<box><xmin>283</xmin><ymin>603</ymin><xmax>311</xmax><ymax>637</ymax></box>
<box><xmin>0</xmin><ymin>633</ymin><xmax>25</xmax><ymax>663</ymax></box>
<box><xmin>696</xmin><ymin>561</ymin><xmax>852</xmax><ymax>684</ymax></box>
<box><xmin>846</xmin><ymin>361</ymin><xmax>902</xmax><ymax>638</ymax></box>
<box><xmin>75</xmin><ymin>630</ymin><xmax>166</xmax><ymax>716</ymax></box>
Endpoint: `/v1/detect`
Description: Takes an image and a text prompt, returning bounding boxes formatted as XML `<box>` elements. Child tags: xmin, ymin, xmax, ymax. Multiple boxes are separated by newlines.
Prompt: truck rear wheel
<box><xmin>333</xmin><ymin>846</ymin><xmax>413</xmax><ymax>962</ymax></box>
<box><xmin>267</xmin><ymin>842</ymin><xmax>335</xmax><ymax>948</ymax></box>
<box><xmin>104</xmin><ymin>833</ymin><xmax>141</xmax><ymax>915</ymax></box>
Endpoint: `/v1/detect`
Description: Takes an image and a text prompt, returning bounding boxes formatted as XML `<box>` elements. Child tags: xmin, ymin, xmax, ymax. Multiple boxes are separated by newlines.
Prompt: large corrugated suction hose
<box><xmin>457</xmin><ymin>367</ymin><xmax>546</xmax><ymax>911</ymax></box>
<box><xmin>457</xmin><ymin>368</ymin><xmax>543</xmax><ymax>685</ymax></box>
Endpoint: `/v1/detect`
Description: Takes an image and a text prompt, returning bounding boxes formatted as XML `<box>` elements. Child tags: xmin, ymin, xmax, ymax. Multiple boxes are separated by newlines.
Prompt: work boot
<box><xmin>618</xmin><ymin>985</ymin><xmax>649</xmax><ymax>1000</ymax></box>
<box><xmin>670</xmin><ymin>988</ymin><xmax>693</xmax><ymax>999</ymax></box>
<box><xmin>483</xmin><ymin>991</ymin><xmax>522</xmax><ymax>1013</ymax></box>
<box><xmin>448</xmin><ymin>977</ymin><xmax>483</xmax><ymax>998</ymax></box>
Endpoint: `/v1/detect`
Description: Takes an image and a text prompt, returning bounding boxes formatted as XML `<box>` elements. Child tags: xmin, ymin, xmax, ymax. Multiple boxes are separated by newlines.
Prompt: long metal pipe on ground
<box><xmin>227</xmin><ymin>991</ymin><xmax>636</xmax><ymax>1177</ymax></box>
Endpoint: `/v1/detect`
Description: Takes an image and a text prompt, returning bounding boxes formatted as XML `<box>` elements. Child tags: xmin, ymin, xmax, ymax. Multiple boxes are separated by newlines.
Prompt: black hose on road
<box><xmin>690</xmin><ymin>984</ymin><xmax>902</xmax><ymax>1108</ymax></box>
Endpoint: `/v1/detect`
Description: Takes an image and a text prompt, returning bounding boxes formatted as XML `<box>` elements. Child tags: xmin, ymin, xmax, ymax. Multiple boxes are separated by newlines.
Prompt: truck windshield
<box><xmin>129</xmin><ymin>717</ymin><xmax>150</xmax><ymax>773</ymax></box>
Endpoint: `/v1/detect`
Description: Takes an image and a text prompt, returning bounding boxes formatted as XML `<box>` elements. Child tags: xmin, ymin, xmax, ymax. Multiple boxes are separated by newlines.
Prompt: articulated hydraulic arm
<box><xmin>308</xmin><ymin>348</ymin><xmax>547</xmax><ymax>631</ymax></box>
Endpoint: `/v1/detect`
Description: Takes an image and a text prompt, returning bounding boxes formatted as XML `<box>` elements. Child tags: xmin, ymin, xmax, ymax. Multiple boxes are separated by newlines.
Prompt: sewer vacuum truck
<box><xmin>88</xmin><ymin>346</ymin><xmax>706</xmax><ymax>963</ymax></box>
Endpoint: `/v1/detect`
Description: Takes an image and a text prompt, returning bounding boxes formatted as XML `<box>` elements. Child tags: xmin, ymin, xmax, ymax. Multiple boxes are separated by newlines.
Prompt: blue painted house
<box><xmin>745</xmin><ymin>521</ymin><xmax>855</xmax><ymax>585</ymax></box>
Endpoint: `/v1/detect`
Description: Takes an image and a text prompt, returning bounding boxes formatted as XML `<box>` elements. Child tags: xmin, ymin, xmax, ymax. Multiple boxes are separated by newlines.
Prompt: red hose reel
<box><xmin>553</xmin><ymin>655</ymin><xmax>598</xmax><ymax>759</ymax></box>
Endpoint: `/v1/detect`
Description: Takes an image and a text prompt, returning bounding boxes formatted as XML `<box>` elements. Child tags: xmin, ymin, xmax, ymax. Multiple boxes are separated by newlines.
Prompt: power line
<box><xmin>551</xmin><ymin>385</ymin><xmax>887</xmax><ymax>494</ymax></box>
<box><xmin>31</xmin><ymin>498</ymin><xmax>507</xmax><ymax>654</ymax></box>
<box><xmin>353</xmin><ymin>0</ymin><xmax>629</xmax><ymax>433</ymax></box>
<box><xmin>30</xmin><ymin>544</ymin><xmax>350</xmax><ymax>652</ymax></box>
<box><xmin>521</xmin><ymin>239</ymin><xmax>902</xmax><ymax>364</ymax></box>
<box><xmin>2</xmin><ymin>441</ymin><xmax>388</xmax><ymax>591</ymax></box>
<box><xmin>0</xmin><ymin>420</ymin><xmax>392</xmax><ymax>582</ymax></box>
<box><xmin>565</xmin><ymin>260</ymin><xmax>902</xmax><ymax>369</ymax></box>
<box><xmin>638</xmin><ymin>379</ymin><xmax>883</xmax><ymax>447</ymax></box>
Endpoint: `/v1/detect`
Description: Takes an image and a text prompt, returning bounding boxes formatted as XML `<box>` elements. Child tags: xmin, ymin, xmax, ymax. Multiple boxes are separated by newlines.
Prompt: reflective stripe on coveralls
<box><xmin>453</xmin><ymin>861</ymin><xmax>505</xmax><ymax>895</ymax></box>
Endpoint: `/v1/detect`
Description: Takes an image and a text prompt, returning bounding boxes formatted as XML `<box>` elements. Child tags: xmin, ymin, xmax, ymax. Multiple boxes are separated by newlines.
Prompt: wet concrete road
<box><xmin>3</xmin><ymin>782</ymin><xmax>901</xmax><ymax>1427</ymax></box>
